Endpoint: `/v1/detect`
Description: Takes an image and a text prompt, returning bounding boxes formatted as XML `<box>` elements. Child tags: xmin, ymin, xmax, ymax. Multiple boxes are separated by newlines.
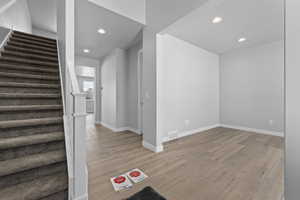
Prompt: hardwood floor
<box><xmin>87</xmin><ymin>120</ymin><xmax>283</xmax><ymax>200</ymax></box>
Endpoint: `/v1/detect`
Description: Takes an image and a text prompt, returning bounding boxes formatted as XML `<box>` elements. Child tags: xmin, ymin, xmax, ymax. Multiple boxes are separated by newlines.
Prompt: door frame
<box><xmin>137</xmin><ymin>49</ymin><xmax>143</xmax><ymax>135</ymax></box>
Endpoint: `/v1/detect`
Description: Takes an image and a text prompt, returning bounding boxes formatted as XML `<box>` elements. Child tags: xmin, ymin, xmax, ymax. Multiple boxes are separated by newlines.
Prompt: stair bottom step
<box><xmin>0</xmin><ymin>173</ymin><xmax>68</xmax><ymax>200</ymax></box>
<box><xmin>0</xmin><ymin>162</ymin><xmax>67</xmax><ymax>189</ymax></box>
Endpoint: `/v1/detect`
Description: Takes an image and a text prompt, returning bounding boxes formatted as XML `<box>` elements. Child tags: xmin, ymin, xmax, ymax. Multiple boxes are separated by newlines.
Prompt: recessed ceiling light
<box><xmin>238</xmin><ymin>37</ymin><xmax>247</xmax><ymax>42</ymax></box>
<box><xmin>83</xmin><ymin>49</ymin><xmax>90</xmax><ymax>53</ymax></box>
<box><xmin>212</xmin><ymin>16</ymin><xmax>223</xmax><ymax>24</ymax></box>
<box><xmin>98</xmin><ymin>28</ymin><xmax>106</xmax><ymax>34</ymax></box>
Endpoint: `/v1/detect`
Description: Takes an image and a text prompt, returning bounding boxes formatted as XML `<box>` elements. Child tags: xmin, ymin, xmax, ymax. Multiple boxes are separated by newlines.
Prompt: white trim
<box><xmin>137</xmin><ymin>49</ymin><xmax>143</xmax><ymax>134</ymax></box>
<box><xmin>163</xmin><ymin>124</ymin><xmax>220</xmax><ymax>143</ymax></box>
<box><xmin>97</xmin><ymin>121</ymin><xmax>141</xmax><ymax>134</ymax></box>
<box><xmin>219</xmin><ymin>124</ymin><xmax>284</xmax><ymax>137</ymax></box>
<box><xmin>74</xmin><ymin>194</ymin><xmax>88</xmax><ymax>200</ymax></box>
<box><xmin>142</xmin><ymin>140</ymin><xmax>163</xmax><ymax>153</ymax></box>
<box><xmin>99</xmin><ymin>121</ymin><xmax>118</xmax><ymax>131</ymax></box>
<box><xmin>127</xmin><ymin>127</ymin><xmax>142</xmax><ymax>135</ymax></box>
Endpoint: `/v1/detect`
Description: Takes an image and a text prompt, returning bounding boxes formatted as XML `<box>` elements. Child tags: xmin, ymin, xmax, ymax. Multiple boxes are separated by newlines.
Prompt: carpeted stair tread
<box><xmin>40</xmin><ymin>190</ymin><xmax>68</xmax><ymax>200</ymax></box>
<box><xmin>0</xmin><ymin>56</ymin><xmax>58</xmax><ymax>67</ymax></box>
<box><xmin>5</xmin><ymin>45</ymin><xmax>57</xmax><ymax>58</ymax></box>
<box><xmin>0</xmin><ymin>172</ymin><xmax>68</xmax><ymax>200</ymax></box>
<box><xmin>0</xmin><ymin>71</ymin><xmax>59</xmax><ymax>80</ymax></box>
<box><xmin>0</xmin><ymin>132</ymin><xmax>64</xmax><ymax>150</ymax></box>
<box><xmin>0</xmin><ymin>117</ymin><xmax>63</xmax><ymax>129</ymax></box>
<box><xmin>11</xmin><ymin>33</ymin><xmax>57</xmax><ymax>45</ymax></box>
<box><xmin>0</xmin><ymin>105</ymin><xmax>62</xmax><ymax>112</ymax></box>
<box><xmin>0</xmin><ymin>82</ymin><xmax>60</xmax><ymax>89</ymax></box>
<box><xmin>0</xmin><ymin>150</ymin><xmax>66</xmax><ymax>177</ymax></box>
<box><xmin>2</xmin><ymin>50</ymin><xmax>58</xmax><ymax>62</ymax></box>
<box><xmin>13</xmin><ymin>31</ymin><xmax>56</xmax><ymax>43</ymax></box>
<box><xmin>0</xmin><ymin>92</ymin><xmax>60</xmax><ymax>99</ymax></box>
<box><xmin>0</xmin><ymin>30</ymin><xmax>68</xmax><ymax>199</ymax></box>
<box><xmin>0</xmin><ymin>62</ymin><xmax>59</xmax><ymax>73</ymax></box>
<box><xmin>7</xmin><ymin>41</ymin><xmax>57</xmax><ymax>54</ymax></box>
<box><xmin>9</xmin><ymin>37</ymin><xmax>57</xmax><ymax>49</ymax></box>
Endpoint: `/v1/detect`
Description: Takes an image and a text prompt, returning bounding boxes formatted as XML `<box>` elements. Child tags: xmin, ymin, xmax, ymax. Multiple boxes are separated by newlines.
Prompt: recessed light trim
<box><xmin>238</xmin><ymin>37</ymin><xmax>247</xmax><ymax>43</ymax></box>
<box><xmin>98</xmin><ymin>28</ymin><xmax>106</xmax><ymax>34</ymax></box>
<box><xmin>212</xmin><ymin>16</ymin><xmax>223</xmax><ymax>24</ymax></box>
<box><xmin>83</xmin><ymin>49</ymin><xmax>90</xmax><ymax>53</ymax></box>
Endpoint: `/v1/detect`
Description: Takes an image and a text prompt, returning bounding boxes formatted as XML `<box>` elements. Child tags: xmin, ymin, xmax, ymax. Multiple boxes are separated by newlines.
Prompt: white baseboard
<box><xmin>98</xmin><ymin>121</ymin><xmax>119</xmax><ymax>132</ymax></box>
<box><xmin>220</xmin><ymin>124</ymin><xmax>284</xmax><ymax>137</ymax></box>
<box><xmin>142</xmin><ymin>140</ymin><xmax>163</xmax><ymax>153</ymax></box>
<box><xmin>127</xmin><ymin>127</ymin><xmax>142</xmax><ymax>135</ymax></box>
<box><xmin>163</xmin><ymin>124</ymin><xmax>220</xmax><ymax>143</ymax></box>
<box><xmin>74</xmin><ymin>194</ymin><xmax>88</xmax><ymax>200</ymax></box>
<box><xmin>97</xmin><ymin>121</ymin><xmax>141</xmax><ymax>135</ymax></box>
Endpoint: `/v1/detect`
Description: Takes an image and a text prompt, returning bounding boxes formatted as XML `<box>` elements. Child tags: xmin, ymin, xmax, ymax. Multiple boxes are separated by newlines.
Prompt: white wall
<box><xmin>100</xmin><ymin>46</ymin><xmax>141</xmax><ymax>131</ymax></box>
<box><xmin>88</xmin><ymin>0</ymin><xmax>145</xmax><ymax>25</ymax></box>
<box><xmin>32</xmin><ymin>28</ymin><xmax>56</xmax><ymax>39</ymax></box>
<box><xmin>157</xmin><ymin>34</ymin><xmax>220</xmax><ymax>142</ymax></box>
<box><xmin>0</xmin><ymin>0</ymin><xmax>32</xmax><ymax>33</ymax></box>
<box><xmin>286</xmin><ymin>0</ymin><xmax>300</xmax><ymax>198</ymax></box>
<box><xmin>116</xmin><ymin>49</ymin><xmax>128</xmax><ymax>128</ymax></box>
<box><xmin>126</xmin><ymin>41</ymin><xmax>142</xmax><ymax>130</ymax></box>
<box><xmin>101</xmin><ymin>51</ymin><xmax>117</xmax><ymax>128</ymax></box>
<box><xmin>220</xmin><ymin>41</ymin><xmax>284</xmax><ymax>134</ymax></box>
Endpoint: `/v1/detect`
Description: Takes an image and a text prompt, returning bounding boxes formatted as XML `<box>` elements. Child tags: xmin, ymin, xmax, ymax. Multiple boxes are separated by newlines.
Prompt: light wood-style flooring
<box><xmin>87</xmin><ymin>118</ymin><xmax>283</xmax><ymax>200</ymax></box>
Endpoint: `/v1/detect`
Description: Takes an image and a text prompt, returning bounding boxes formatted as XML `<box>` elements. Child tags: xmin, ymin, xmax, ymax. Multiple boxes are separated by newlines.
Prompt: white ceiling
<box><xmin>27</xmin><ymin>0</ymin><xmax>57</xmax><ymax>33</ymax></box>
<box><xmin>75</xmin><ymin>0</ymin><xmax>143</xmax><ymax>59</ymax></box>
<box><xmin>163</xmin><ymin>0</ymin><xmax>284</xmax><ymax>54</ymax></box>
<box><xmin>146</xmin><ymin>0</ymin><xmax>209</xmax><ymax>32</ymax></box>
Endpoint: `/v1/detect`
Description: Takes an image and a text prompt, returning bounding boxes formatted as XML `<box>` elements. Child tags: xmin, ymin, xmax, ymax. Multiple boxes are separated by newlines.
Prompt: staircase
<box><xmin>0</xmin><ymin>31</ymin><xmax>68</xmax><ymax>199</ymax></box>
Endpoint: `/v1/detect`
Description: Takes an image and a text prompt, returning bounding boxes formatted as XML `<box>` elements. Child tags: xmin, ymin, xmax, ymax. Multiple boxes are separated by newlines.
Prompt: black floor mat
<box><xmin>127</xmin><ymin>187</ymin><xmax>166</xmax><ymax>200</ymax></box>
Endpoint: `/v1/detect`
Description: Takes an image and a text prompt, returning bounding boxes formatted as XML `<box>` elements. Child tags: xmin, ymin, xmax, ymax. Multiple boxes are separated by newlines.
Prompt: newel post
<box><xmin>72</xmin><ymin>92</ymin><xmax>88</xmax><ymax>200</ymax></box>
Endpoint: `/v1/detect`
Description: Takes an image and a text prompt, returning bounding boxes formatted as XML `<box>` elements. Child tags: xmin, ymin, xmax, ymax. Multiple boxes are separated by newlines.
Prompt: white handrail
<box><xmin>0</xmin><ymin>0</ymin><xmax>16</xmax><ymax>14</ymax></box>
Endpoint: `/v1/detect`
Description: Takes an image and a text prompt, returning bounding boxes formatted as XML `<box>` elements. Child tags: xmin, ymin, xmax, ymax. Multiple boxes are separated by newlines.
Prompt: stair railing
<box><xmin>57</xmin><ymin>41</ymin><xmax>88</xmax><ymax>200</ymax></box>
